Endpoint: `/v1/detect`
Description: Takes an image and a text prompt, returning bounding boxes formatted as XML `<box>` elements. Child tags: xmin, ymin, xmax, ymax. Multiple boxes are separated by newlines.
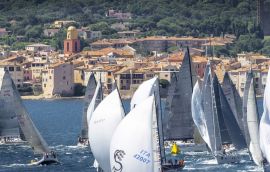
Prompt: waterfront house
<box><xmin>42</xmin><ymin>62</ymin><xmax>74</xmax><ymax>98</ymax></box>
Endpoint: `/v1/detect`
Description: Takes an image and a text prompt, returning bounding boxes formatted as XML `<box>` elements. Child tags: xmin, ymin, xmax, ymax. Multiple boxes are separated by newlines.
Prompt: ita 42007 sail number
<box><xmin>133</xmin><ymin>150</ymin><xmax>151</xmax><ymax>164</ymax></box>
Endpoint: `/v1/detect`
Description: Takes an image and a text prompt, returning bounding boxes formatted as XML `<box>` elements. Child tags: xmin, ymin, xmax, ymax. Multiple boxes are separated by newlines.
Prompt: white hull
<box><xmin>0</xmin><ymin>137</ymin><xmax>26</xmax><ymax>145</ymax></box>
<box><xmin>77</xmin><ymin>141</ymin><xmax>89</xmax><ymax>147</ymax></box>
<box><xmin>30</xmin><ymin>156</ymin><xmax>59</xmax><ymax>166</ymax></box>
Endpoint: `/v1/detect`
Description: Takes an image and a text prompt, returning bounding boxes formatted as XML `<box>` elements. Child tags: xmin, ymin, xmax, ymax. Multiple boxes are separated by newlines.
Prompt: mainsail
<box><xmin>246</xmin><ymin>78</ymin><xmax>264</xmax><ymax>166</ymax></box>
<box><xmin>164</xmin><ymin>48</ymin><xmax>197</xmax><ymax>140</ymax></box>
<box><xmin>222</xmin><ymin>72</ymin><xmax>244</xmax><ymax>132</ymax></box>
<box><xmin>110</xmin><ymin>96</ymin><xmax>160</xmax><ymax>172</ymax></box>
<box><xmin>260</xmin><ymin>67</ymin><xmax>270</xmax><ymax>163</ymax></box>
<box><xmin>0</xmin><ymin>69</ymin><xmax>22</xmax><ymax>139</ymax></box>
<box><xmin>217</xmin><ymin>76</ymin><xmax>246</xmax><ymax>150</ymax></box>
<box><xmin>2</xmin><ymin>68</ymin><xmax>51</xmax><ymax>154</ymax></box>
<box><xmin>88</xmin><ymin>89</ymin><xmax>125</xmax><ymax>172</ymax></box>
<box><xmin>212</xmin><ymin>75</ymin><xmax>231</xmax><ymax>145</ymax></box>
<box><xmin>80</xmin><ymin>73</ymin><xmax>97</xmax><ymax>140</ymax></box>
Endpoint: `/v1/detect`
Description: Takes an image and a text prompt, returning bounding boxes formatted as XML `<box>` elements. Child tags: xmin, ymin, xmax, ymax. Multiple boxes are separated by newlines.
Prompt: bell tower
<box><xmin>64</xmin><ymin>26</ymin><xmax>80</xmax><ymax>55</ymax></box>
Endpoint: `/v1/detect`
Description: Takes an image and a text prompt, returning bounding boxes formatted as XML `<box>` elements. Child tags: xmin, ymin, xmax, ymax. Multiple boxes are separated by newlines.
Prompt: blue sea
<box><xmin>0</xmin><ymin>98</ymin><xmax>265</xmax><ymax>172</ymax></box>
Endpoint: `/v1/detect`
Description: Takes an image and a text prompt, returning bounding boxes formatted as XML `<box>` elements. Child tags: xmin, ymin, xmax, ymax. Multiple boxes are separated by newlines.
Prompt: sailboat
<box><xmin>110</xmin><ymin>96</ymin><xmax>184</xmax><ymax>172</ymax></box>
<box><xmin>0</xmin><ymin>68</ymin><xmax>58</xmax><ymax>165</ymax></box>
<box><xmin>259</xmin><ymin>67</ymin><xmax>270</xmax><ymax>171</ymax></box>
<box><xmin>242</xmin><ymin>70</ymin><xmax>264</xmax><ymax>167</ymax></box>
<box><xmin>112</xmin><ymin>77</ymin><xmax>184</xmax><ymax>171</ymax></box>
<box><xmin>78</xmin><ymin>73</ymin><xmax>103</xmax><ymax>146</ymax></box>
<box><xmin>163</xmin><ymin>47</ymin><xmax>197</xmax><ymax>141</ymax></box>
<box><xmin>222</xmin><ymin>72</ymin><xmax>244</xmax><ymax>135</ymax></box>
<box><xmin>192</xmin><ymin>65</ymin><xmax>246</xmax><ymax>164</ymax></box>
<box><xmin>88</xmin><ymin>87</ymin><xmax>125</xmax><ymax>172</ymax></box>
<box><xmin>0</xmin><ymin>69</ymin><xmax>25</xmax><ymax>144</ymax></box>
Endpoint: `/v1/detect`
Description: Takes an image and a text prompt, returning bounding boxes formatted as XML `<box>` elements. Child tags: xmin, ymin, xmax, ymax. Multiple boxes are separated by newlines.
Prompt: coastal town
<box><xmin>0</xmin><ymin>21</ymin><xmax>269</xmax><ymax>98</ymax></box>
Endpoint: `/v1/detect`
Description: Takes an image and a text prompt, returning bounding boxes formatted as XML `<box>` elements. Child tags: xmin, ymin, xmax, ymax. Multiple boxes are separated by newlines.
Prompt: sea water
<box><xmin>0</xmin><ymin>98</ymin><xmax>264</xmax><ymax>172</ymax></box>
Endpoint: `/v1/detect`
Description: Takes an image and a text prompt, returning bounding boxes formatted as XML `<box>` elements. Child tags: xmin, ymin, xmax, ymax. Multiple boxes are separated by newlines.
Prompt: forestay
<box><xmin>164</xmin><ymin>48</ymin><xmax>197</xmax><ymax>140</ymax></box>
<box><xmin>260</xmin><ymin>67</ymin><xmax>270</xmax><ymax>164</ymax></box>
<box><xmin>89</xmin><ymin>89</ymin><xmax>125</xmax><ymax>172</ymax></box>
<box><xmin>246</xmin><ymin>78</ymin><xmax>264</xmax><ymax>166</ymax></box>
<box><xmin>110</xmin><ymin>96</ymin><xmax>161</xmax><ymax>172</ymax></box>
<box><xmin>3</xmin><ymin>69</ymin><xmax>51</xmax><ymax>154</ymax></box>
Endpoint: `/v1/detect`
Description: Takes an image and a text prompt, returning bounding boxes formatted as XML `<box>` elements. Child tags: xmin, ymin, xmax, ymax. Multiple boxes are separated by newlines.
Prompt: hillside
<box><xmin>0</xmin><ymin>0</ymin><xmax>269</xmax><ymax>56</ymax></box>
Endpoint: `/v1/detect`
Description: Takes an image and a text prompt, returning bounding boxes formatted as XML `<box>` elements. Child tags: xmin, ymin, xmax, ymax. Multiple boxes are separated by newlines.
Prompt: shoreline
<box><xmin>21</xmin><ymin>95</ymin><xmax>84</xmax><ymax>100</ymax></box>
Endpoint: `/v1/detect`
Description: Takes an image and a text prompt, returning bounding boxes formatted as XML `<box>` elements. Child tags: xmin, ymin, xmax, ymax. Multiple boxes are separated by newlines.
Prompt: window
<box><xmin>17</xmin><ymin>79</ymin><xmax>21</xmax><ymax>82</ymax></box>
<box><xmin>9</xmin><ymin>67</ymin><xmax>14</xmax><ymax>71</ymax></box>
<box><xmin>44</xmin><ymin>84</ymin><xmax>46</xmax><ymax>88</ymax></box>
<box><xmin>67</xmin><ymin>81</ymin><xmax>69</xmax><ymax>85</ymax></box>
<box><xmin>17</xmin><ymin>84</ymin><xmax>20</xmax><ymax>88</ymax></box>
<box><xmin>67</xmin><ymin>42</ymin><xmax>69</xmax><ymax>51</ymax></box>
<box><xmin>49</xmin><ymin>76</ymin><xmax>52</xmax><ymax>79</ymax></box>
<box><xmin>63</xmin><ymin>76</ymin><xmax>66</xmax><ymax>80</ymax></box>
<box><xmin>75</xmin><ymin>42</ymin><xmax>78</xmax><ymax>52</ymax></box>
<box><xmin>108</xmin><ymin>72</ymin><xmax>112</xmax><ymax>76</ymax></box>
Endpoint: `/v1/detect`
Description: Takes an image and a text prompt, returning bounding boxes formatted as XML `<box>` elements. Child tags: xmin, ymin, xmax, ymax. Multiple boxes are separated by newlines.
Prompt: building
<box><xmin>42</xmin><ymin>62</ymin><xmax>74</xmax><ymax>97</ymax></box>
<box><xmin>0</xmin><ymin>28</ymin><xmax>9</xmax><ymax>37</ymax></box>
<box><xmin>64</xmin><ymin>26</ymin><xmax>81</xmax><ymax>55</ymax></box>
<box><xmin>53</xmin><ymin>20</ymin><xmax>76</xmax><ymax>28</ymax></box>
<box><xmin>117</xmin><ymin>30</ymin><xmax>140</xmax><ymax>38</ymax></box>
<box><xmin>44</xmin><ymin>28</ymin><xmax>60</xmax><ymax>37</ymax></box>
<box><xmin>25</xmin><ymin>43</ymin><xmax>53</xmax><ymax>52</ymax></box>
<box><xmin>0</xmin><ymin>62</ymin><xmax>23</xmax><ymax>88</ymax></box>
<box><xmin>107</xmin><ymin>10</ymin><xmax>132</xmax><ymax>20</ymax></box>
<box><xmin>77</xmin><ymin>28</ymin><xmax>102</xmax><ymax>40</ymax></box>
<box><xmin>90</xmin><ymin>39</ymin><xmax>135</xmax><ymax>50</ymax></box>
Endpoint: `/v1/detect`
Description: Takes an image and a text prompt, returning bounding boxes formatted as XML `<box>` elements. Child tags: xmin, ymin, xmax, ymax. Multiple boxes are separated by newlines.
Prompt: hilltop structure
<box><xmin>64</xmin><ymin>26</ymin><xmax>81</xmax><ymax>56</ymax></box>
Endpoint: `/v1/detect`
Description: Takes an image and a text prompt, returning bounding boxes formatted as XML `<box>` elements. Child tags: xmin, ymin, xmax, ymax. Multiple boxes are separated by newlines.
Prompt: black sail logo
<box><xmin>112</xmin><ymin>150</ymin><xmax>125</xmax><ymax>172</ymax></box>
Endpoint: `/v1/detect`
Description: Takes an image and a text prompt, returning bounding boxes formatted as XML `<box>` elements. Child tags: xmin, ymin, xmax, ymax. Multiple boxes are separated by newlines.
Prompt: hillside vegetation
<box><xmin>0</xmin><ymin>0</ymin><xmax>269</xmax><ymax>56</ymax></box>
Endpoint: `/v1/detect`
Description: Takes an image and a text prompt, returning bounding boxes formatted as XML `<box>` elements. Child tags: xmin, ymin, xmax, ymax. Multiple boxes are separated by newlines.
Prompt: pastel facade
<box><xmin>42</xmin><ymin>62</ymin><xmax>74</xmax><ymax>97</ymax></box>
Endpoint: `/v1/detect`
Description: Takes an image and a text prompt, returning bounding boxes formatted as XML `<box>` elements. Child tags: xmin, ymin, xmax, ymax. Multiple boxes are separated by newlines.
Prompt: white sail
<box><xmin>80</xmin><ymin>73</ymin><xmax>97</xmax><ymax>139</ymax></box>
<box><xmin>191</xmin><ymin>81</ymin><xmax>210</xmax><ymax>147</ymax></box>
<box><xmin>247</xmin><ymin>79</ymin><xmax>264</xmax><ymax>166</ymax></box>
<box><xmin>86</xmin><ymin>81</ymin><xmax>102</xmax><ymax>125</ymax></box>
<box><xmin>130</xmin><ymin>77</ymin><xmax>158</xmax><ymax>109</ymax></box>
<box><xmin>110</xmin><ymin>96</ymin><xmax>160</xmax><ymax>172</ymax></box>
<box><xmin>88</xmin><ymin>89</ymin><xmax>125</xmax><ymax>172</ymax></box>
<box><xmin>129</xmin><ymin>76</ymin><xmax>165</xmax><ymax>163</ymax></box>
<box><xmin>260</xmin><ymin>67</ymin><xmax>270</xmax><ymax>163</ymax></box>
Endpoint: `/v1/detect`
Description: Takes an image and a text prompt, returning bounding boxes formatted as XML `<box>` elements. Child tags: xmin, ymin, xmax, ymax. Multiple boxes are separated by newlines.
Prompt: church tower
<box><xmin>64</xmin><ymin>26</ymin><xmax>80</xmax><ymax>55</ymax></box>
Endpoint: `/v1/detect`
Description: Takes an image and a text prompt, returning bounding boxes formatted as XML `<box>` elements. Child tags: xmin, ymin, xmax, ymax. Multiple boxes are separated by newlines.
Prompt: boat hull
<box><xmin>215</xmin><ymin>152</ymin><xmax>242</xmax><ymax>164</ymax></box>
<box><xmin>30</xmin><ymin>157</ymin><xmax>59</xmax><ymax>166</ymax></box>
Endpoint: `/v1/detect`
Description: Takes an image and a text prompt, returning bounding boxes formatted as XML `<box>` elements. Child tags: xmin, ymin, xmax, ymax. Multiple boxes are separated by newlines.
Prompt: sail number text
<box><xmin>133</xmin><ymin>150</ymin><xmax>151</xmax><ymax>164</ymax></box>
